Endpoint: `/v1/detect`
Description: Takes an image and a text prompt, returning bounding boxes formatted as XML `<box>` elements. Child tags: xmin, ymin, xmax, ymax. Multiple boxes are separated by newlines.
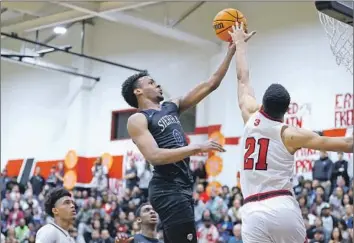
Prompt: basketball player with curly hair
<box><xmin>121</xmin><ymin>41</ymin><xmax>252</xmax><ymax>242</ymax></box>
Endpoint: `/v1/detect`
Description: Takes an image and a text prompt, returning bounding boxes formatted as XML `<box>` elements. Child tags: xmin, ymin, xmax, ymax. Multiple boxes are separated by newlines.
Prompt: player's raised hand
<box><xmin>228</xmin><ymin>22</ymin><xmax>256</xmax><ymax>44</ymax></box>
<box><xmin>115</xmin><ymin>233</ymin><xmax>134</xmax><ymax>243</ymax></box>
<box><xmin>199</xmin><ymin>139</ymin><xmax>226</xmax><ymax>153</ymax></box>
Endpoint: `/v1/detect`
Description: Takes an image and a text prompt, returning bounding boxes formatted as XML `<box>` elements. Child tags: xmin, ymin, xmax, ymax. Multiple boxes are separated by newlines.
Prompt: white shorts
<box><xmin>240</xmin><ymin>195</ymin><xmax>306</xmax><ymax>243</ymax></box>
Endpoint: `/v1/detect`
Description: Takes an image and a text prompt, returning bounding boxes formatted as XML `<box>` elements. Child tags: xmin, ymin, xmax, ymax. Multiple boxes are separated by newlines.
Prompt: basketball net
<box><xmin>318</xmin><ymin>12</ymin><xmax>353</xmax><ymax>75</ymax></box>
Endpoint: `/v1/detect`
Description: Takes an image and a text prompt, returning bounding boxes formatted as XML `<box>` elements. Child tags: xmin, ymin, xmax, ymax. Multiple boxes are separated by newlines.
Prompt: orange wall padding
<box><xmin>30</xmin><ymin>155</ymin><xmax>124</xmax><ymax>183</ymax></box>
<box><xmin>322</xmin><ymin>128</ymin><xmax>347</xmax><ymax>137</ymax></box>
<box><xmin>5</xmin><ymin>159</ymin><xmax>24</xmax><ymax>177</ymax></box>
<box><xmin>35</xmin><ymin>160</ymin><xmax>62</xmax><ymax>179</ymax></box>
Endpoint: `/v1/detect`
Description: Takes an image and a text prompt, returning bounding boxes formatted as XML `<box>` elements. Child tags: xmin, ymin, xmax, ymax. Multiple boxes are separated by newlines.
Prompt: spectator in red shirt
<box><xmin>7</xmin><ymin>202</ymin><xmax>24</xmax><ymax>228</ymax></box>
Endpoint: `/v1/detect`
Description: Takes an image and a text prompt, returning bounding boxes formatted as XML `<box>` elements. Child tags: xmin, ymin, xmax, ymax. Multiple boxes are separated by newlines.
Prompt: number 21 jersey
<box><xmin>240</xmin><ymin>109</ymin><xmax>295</xmax><ymax>199</ymax></box>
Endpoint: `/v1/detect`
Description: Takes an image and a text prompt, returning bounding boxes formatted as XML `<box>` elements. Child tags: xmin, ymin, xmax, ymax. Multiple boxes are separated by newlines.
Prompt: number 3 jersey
<box><xmin>240</xmin><ymin>109</ymin><xmax>295</xmax><ymax>199</ymax></box>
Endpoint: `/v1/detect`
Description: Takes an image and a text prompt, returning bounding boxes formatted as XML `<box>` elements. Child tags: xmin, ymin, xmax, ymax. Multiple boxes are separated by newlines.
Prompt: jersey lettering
<box><xmin>244</xmin><ymin>137</ymin><xmax>270</xmax><ymax>170</ymax></box>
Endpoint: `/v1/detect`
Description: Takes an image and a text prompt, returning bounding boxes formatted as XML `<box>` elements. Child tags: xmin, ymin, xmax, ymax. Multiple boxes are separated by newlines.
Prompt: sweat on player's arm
<box><xmin>283</xmin><ymin>126</ymin><xmax>353</xmax><ymax>153</ymax></box>
<box><xmin>127</xmin><ymin>113</ymin><xmax>225</xmax><ymax>165</ymax></box>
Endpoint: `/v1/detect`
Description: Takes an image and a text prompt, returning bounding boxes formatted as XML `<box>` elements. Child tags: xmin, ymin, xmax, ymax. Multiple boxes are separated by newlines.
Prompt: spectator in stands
<box><xmin>2</xmin><ymin>190</ymin><xmax>14</xmax><ymax>211</ymax></box>
<box><xmin>320</xmin><ymin>203</ymin><xmax>338</xmax><ymax>241</ymax></box>
<box><xmin>335</xmin><ymin>176</ymin><xmax>349</xmax><ymax>193</ymax></box>
<box><xmin>14</xmin><ymin>218</ymin><xmax>29</xmax><ymax>242</ymax></box>
<box><xmin>311</xmin><ymin>228</ymin><xmax>326</xmax><ymax>243</ymax></box>
<box><xmin>193</xmin><ymin>161</ymin><xmax>208</xmax><ymax>190</ymax></box>
<box><xmin>228</xmin><ymin>198</ymin><xmax>242</xmax><ymax>223</ymax></box>
<box><xmin>0</xmin><ymin>169</ymin><xmax>12</xmax><ymax>198</ymax></box>
<box><xmin>332</xmin><ymin>152</ymin><xmax>350</xmax><ymax>186</ymax></box>
<box><xmin>138</xmin><ymin>162</ymin><xmax>152</xmax><ymax>199</ymax></box>
<box><xmin>329</xmin><ymin>187</ymin><xmax>345</xmax><ymax>217</ymax></box>
<box><xmin>28</xmin><ymin>167</ymin><xmax>45</xmax><ymax>197</ymax></box>
<box><xmin>206</xmin><ymin>188</ymin><xmax>228</xmax><ymax>223</ymax></box>
<box><xmin>313</xmin><ymin>151</ymin><xmax>333</xmax><ymax>193</ymax></box>
<box><xmin>46</xmin><ymin>166</ymin><xmax>59</xmax><ymax>188</ymax></box>
<box><xmin>91</xmin><ymin>157</ymin><xmax>108</xmax><ymax>194</ymax></box>
<box><xmin>55</xmin><ymin>161</ymin><xmax>65</xmax><ymax>187</ymax></box>
<box><xmin>7</xmin><ymin>202</ymin><xmax>25</xmax><ymax>228</ymax></box>
<box><xmin>196</xmin><ymin>183</ymin><xmax>210</xmax><ymax>203</ymax></box>
<box><xmin>2</xmin><ymin>150</ymin><xmax>353</xmax><ymax>243</ymax></box>
<box><xmin>197</xmin><ymin>210</ymin><xmax>219</xmax><ymax>243</ymax></box>
<box><xmin>124</xmin><ymin>159</ymin><xmax>139</xmax><ymax>191</ymax></box>
<box><xmin>194</xmin><ymin>192</ymin><xmax>206</xmax><ymax>224</ymax></box>
<box><xmin>227</xmin><ymin>223</ymin><xmax>242</xmax><ymax>243</ymax></box>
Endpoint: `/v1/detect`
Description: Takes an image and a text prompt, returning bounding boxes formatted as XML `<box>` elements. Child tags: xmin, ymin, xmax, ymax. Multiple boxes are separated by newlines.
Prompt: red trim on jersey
<box><xmin>243</xmin><ymin>189</ymin><xmax>292</xmax><ymax>204</ymax></box>
<box><xmin>259</xmin><ymin>107</ymin><xmax>283</xmax><ymax>123</ymax></box>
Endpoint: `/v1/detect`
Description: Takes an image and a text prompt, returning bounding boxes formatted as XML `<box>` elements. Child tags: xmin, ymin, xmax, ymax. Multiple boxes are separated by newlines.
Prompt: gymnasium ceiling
<box><xmin>1</xmin><ymin>1</ymin><xmax>228</xmax><ymax>49</ymax></box>
<box><xmin>1</xmin><ymin>1</ymin><xmax>320</xmax><ymax>50</ymax></box>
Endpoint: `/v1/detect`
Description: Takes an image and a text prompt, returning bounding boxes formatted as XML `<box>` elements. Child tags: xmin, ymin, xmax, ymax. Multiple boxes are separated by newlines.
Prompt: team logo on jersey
<box><xmin>187</xmin><ymin>233</ymin><xmax>193</xmax><ymax>241</ymax></box>
<box><xmin>254</xmin><ymin>118</ymin><xmax>260</xmax><ymax>126</ymax></box>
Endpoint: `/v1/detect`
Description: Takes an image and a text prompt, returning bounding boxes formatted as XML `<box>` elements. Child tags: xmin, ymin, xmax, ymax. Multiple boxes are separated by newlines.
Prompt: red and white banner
<box><xmin>334</xmin><ymin>93</ymin><xmax>353</xmax><ymax>128</ymax></box>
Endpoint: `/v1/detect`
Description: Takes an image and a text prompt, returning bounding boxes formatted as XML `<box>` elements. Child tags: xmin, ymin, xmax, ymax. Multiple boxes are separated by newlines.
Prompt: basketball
<box><xmin>213</xmin><ymin>8</ymin><xmax>248</xmax><ymax>42</ymax></box>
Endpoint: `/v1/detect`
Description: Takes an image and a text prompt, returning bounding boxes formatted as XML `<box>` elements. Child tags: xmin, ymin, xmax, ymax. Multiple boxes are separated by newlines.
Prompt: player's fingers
<box><xmin>127</xmin><ymin>237</ymin><xmax>134</xmax><ymax>243</ymax></box>
<box><xmin>231</xmin><ymin>25</ymin><xmax>236</xmax><ymax>33</ymax></box>
<box><xmin>245</xmin><ymin>31</ymin><xmax>257</xmax><ymax>42</ymax></box>
<box><xmin>240</xmin><ymin>21</ymin><xmax>244</xmax><ymax>30</ymax></box>
<box><xmin>211</xmin><ymin>141</ymin><xmax>226</xmax><ymax>152</ymax></box>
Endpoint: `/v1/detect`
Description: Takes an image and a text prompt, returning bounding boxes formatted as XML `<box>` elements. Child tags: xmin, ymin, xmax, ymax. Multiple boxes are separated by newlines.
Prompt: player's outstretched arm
<box><xmin>228</xmin><ymin>23</ymin><xmax>259</xmax><ymax>124</ymax></box>
<box><xmin>283</xmin><ymin>126</ymin><xmax>353</xmax><ymax>153</ymax></box>
<box><xmin>127</xmin><ymin>113</ymin><xmax>225</xmax><ymax>165</ymax></box>
<box><xmin>174</xmin><ymin>44</ymin><xmax>236</xmax><ymax>113</ymax></box>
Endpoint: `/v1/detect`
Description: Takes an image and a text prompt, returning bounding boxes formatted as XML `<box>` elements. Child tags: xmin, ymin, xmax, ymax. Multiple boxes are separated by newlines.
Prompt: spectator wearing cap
<box><xmin>321</xmin><ymin>203</ymin><xmax>339</xmax><ymax>241</ymax></box>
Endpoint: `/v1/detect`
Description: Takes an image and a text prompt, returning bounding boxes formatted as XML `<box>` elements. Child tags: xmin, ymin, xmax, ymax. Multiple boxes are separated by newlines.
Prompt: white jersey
<box><xmin>240</xmin><ymin>110</ymin><xmax>295</xmax><ymax>199</ymax></box>
<box><xmin>36</xmin><ymin>222</ymin><xmax>75</xmax><ymax>243</ymax></box>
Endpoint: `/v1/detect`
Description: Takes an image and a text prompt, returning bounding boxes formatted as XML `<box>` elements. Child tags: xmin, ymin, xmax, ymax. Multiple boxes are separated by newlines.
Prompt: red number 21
<box><xmin>244</xmin><ymin>137</ymin><xmax>270</xmax><ymax>170</ymax></box>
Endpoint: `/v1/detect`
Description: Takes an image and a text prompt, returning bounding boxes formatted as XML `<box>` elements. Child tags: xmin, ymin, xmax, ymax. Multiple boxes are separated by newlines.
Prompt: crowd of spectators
<box><xmin>0</xmin><ymin>151</ymin><xmax>353</xmax><ymax>243</ymax></box>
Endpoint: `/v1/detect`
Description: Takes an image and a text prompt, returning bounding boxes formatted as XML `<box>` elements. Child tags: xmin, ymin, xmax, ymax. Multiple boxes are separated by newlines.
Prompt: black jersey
<box><xmin>139</xmin><ymin>101</ymin><xmax>194</xmax><ymax>186</ymax></box>
<box><xmin>134</xmin><ymin>234</ymin><xmax>161</xmax><ymax>243</ymax></box>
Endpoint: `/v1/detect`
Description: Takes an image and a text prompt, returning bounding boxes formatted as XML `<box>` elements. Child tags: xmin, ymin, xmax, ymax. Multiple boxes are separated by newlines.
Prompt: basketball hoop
<box><xmin>318</xmin><ymin>12</ymin><xmax>353</xmax><ymax>75</ymax></box>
